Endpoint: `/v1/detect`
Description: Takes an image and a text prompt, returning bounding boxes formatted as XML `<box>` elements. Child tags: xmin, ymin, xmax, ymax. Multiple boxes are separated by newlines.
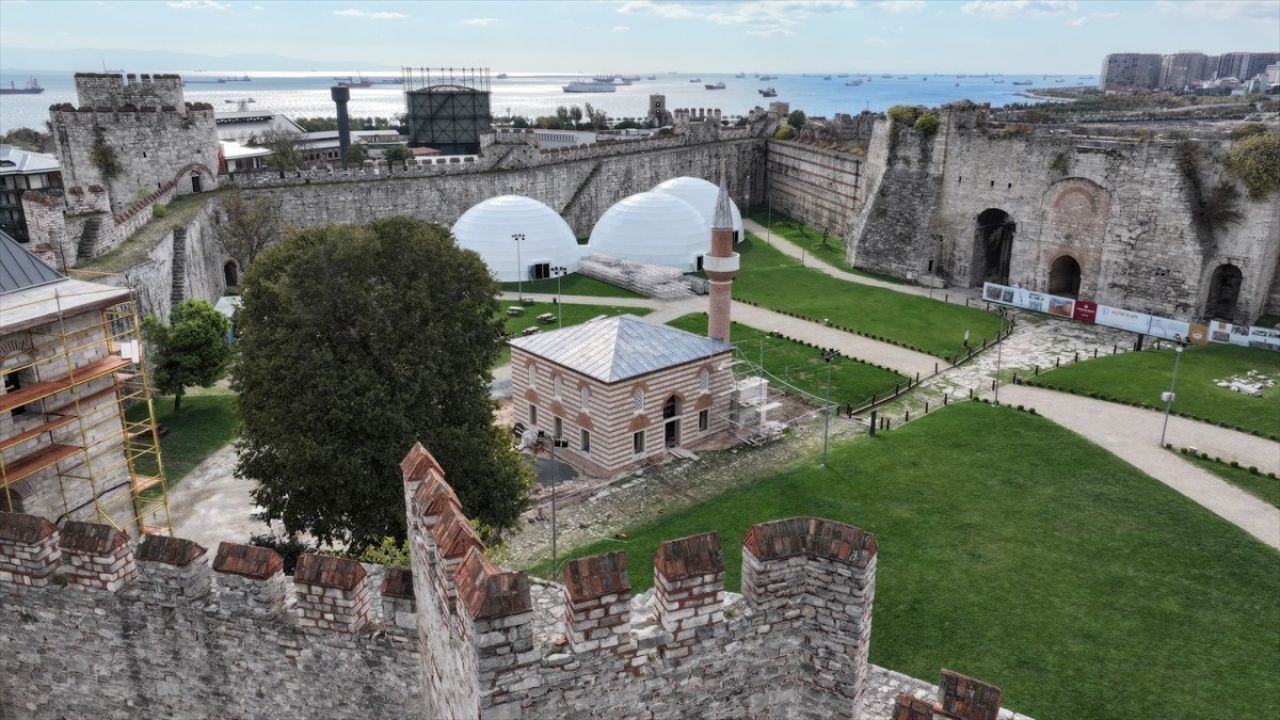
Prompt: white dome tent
<box><xmin>451</xmin><ymin>195</ymin><xmax>581</xmax><ymax>283</ymax></box>
<box><xmin>652</xmin><ymin>176</ymin><xmax>744</xmax><ymax>243</ymax></box>
<box><xmin>587</xmin><ymin>191</ymin><xmax>710</xmax><ymax>272</ymax></box>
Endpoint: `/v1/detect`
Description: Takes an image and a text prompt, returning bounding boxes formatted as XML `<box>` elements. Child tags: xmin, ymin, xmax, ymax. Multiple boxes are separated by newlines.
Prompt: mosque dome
<box><xmin>452</xmin><ymin>195</ymin><xmax>581</xmax><ymax>282</ymax></box>
<box><xmin>652</xmin><ymin>176</ymin><xmax>744</xmax><ymax>240</ymax></box>
<box><xmin>587</xmin><ymin>191</ymin><xmax>710</xmax><ymax>272</ymax></box>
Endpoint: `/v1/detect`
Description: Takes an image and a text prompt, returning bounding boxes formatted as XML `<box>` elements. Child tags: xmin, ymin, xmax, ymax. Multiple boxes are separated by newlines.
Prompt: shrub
<box><xmin>774</xmin><ymin>125</ymin><xmax>795</xmax><ymax>141</ymax></box>
<box><xmin>1228</xmin><ymin>123</ymin><xmax>1267</xmax><ymax>141</ymax></box>
<box><xmin>913</xmin><ymin>112</ymin><xmax>940</xmax><ymax>136</ymax></box>
<box><xmin>887</xmin><ymin>105</ymin><xmax>921</xmax><ymax>126</ymax></box>
<box><xmin>1224</xmin><ymin>133</ymin><xmax>1280</xmax><ymax>200</ymax></box>
<box><xmin>151</xmin><ymin>202</ymin><xmax>168</xmax><ymax>218</ymax></box>
<box><xmin>1248</xmin><ymin>466</ymin><xmax>1259</xmax><ymax>475</ymax></box>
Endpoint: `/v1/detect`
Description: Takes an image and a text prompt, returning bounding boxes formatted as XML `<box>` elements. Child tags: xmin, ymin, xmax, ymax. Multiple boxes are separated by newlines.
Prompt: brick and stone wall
<box><xmin>766</xmin><ymin>140</ymin><xmax>868</xmax><ymax>235</ymax></box>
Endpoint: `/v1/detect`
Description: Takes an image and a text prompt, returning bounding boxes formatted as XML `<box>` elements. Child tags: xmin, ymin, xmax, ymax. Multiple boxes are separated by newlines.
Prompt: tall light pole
<box><xmin>1160</xmin><ymin>343</ymin><xmax>1185</xmax><ymax>447</ymax></box>
<box><xmin>512</xmin><ymin>233</ymin><xmax>526</xmax><ymax>300</ymax></box>
<box><xmin>821</xmin><ymin>348</ymin><xmax>837</xmax><ymax>466</ymax></box>
<box><xmin>993</xmin><ymin>307</ymin><xmax>1008</xmax><ymax>406</ymax></box>
<box><xmin>551</xmin><ymin>265</ymin><xmax>568</xmax><ymax>329</ymax></box>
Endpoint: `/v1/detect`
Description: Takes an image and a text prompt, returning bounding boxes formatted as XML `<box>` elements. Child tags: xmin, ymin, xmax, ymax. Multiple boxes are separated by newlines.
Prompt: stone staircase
<box><xmin>169</xmin><ymin>227</ymin><xmax>187</xmax><ymax>307</ymax></box>
<box><xmin>577</xmin><ymin>254</ymin><xmax>696</xmax><ymax>299</ymax></box>
<box><xmin>560</xmin><ymin>161</ymin><xmax>603</xmax><ymax>217</ymax></box>
<box><xmin>76</xmin><ymin>216</ymin><xmax>103</xmax><ymax>259</ymax></box>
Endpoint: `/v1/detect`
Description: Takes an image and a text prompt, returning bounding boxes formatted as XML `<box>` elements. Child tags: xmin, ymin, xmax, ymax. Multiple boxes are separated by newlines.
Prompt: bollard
<box><xmin>869</xmin><ymin>410</ymin><xmax>877</xmax><ymax>436</ymax></box>
<box><xmin>885</xmin><ymin>418</ymin><xmax>892</xmax><ymax>430</ymax></box>
<box><xmin>1012</xmin><ymin>373</ymin><xmax>1018</xmax><ymax>384</ymax></box>
<box><xmin>945</xmin><ymin>294</ymin><xmax>949</xmax><ymax>303</ymax></box>
<box><xmin>1074</xmin><ymin>351</ymin><xmax>1079</xmax><ymax>362</ymax></box>
<box><xmin>916</xmin><ymin>371</ymin><xmax>920</xmax><ymax>382</ymax></box>
<box><xmin>1034</xmin><ymin>365</ymin><xmax>1039</xmax><ymax>376</ymax></box>
<box><xmin>925</xmin><ymin>401</ymin><xmax>930</xmax><ymax>413</ymax></box>
<box><xmin>969</xmin><ymin>388</ymin><xmax>974</xmax><ymax>400</ymax></box>
<box><xmin>982</xmin><ymin>338</ymin><xmax>988</xmax><ymax>349</ymax></box>
<box><xmin>871</xmin><ymin>393</ymin><xmax>876</xmax><ymax>405</ymax></box>
<box><xmin>943</xmin><ymin>394</ymin><xmax>949</xmax><ymax>406</ymax></box>
<box><xmin>934</xmin><ymin>362</ymin><xmax>939</xmax><ymax>374</ymax></box>
<box><xmin>1093</xmin><ymin>348</ymin><xmax>1098</xmax><ymax>358</ymax></box>
<box><xmin>905</xmin><ymin>411</ymin><xmax>910</xmax><ymax>422</ymax></box>
<box><xmin>1055</xmin><ymin>358</ymin><xmax>1060</xmax><ymax>368</ymax></box>
<box><xmin>991</xmin><ymin>379</ymin><xmax>996</xmax><ymax>391</ymax></box>
<box><xmin>1113</xmin><ymin>343</ymin><xmax>1117</xmax><ymax>354</ymax></box>
<box><xmin>895</xmin><ymin>383</ymin><xmax>900</xmax><ymax>396</ymax></box>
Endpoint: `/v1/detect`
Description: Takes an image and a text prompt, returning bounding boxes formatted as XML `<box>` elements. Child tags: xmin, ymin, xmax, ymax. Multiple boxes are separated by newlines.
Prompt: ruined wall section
<box><xmin>765</xmin><ymin>140</ymin><xmax>867</xmax><ymax>235</ymax></box>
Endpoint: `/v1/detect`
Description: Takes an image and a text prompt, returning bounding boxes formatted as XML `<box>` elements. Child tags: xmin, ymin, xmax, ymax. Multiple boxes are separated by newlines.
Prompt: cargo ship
<box><xmin>0</xmin><ymin>78</ymin><xmax>44</xmax><ymax>95</ymax></box>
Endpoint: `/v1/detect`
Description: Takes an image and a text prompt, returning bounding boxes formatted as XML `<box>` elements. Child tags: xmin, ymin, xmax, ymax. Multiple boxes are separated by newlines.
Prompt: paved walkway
<box><xmin>167</xmin><ymin>445</ymin><xmax>266</xmax><ymax>549</ymax></box>
<box><xmin>1000</xmin><ymin>384</ymin><xmax>1280</xmax><ymax>549</ymax></box>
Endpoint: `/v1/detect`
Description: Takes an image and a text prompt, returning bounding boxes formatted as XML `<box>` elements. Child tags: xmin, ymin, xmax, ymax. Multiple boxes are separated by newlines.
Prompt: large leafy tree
<box><xmin>219</xmin><ymin>189</ymin><xmax>289</xmax><ymax>269</ymax></box>
<box><xmin>142</xmin><ymin>299</ymin><xmax>232</xmax><ymax>412</ymax></box>
<box><xmin>233</xmin><ymin>217</ymin><xmax>531</xmax><ymax>546</ymax></box>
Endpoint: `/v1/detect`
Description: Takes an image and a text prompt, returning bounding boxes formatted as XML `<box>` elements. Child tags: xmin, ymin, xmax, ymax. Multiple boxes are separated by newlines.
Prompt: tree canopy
<box><xmin>233</xmin><ymin>217</ymin><xmax>532</xmax><ymax>547</ymax></box>
<box><xmin>142</xmin><ymin>299</ymin><xmax>231</xmax><ymax>412</ymax></box>
<box><xmin>219</xmin><ymin>189</ymin><xmax>289</xmax><ymax>269</ymax></box>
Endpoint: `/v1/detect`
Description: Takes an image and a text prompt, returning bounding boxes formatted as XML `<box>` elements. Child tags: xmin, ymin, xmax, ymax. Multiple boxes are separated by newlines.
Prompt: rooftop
<box><xmin>509</xmin><ymin>314</ymin><xmax>732</xmax><ymax>383</ymax></box>
<box><xmin>0</xmin><ymin>144</ymin><xmax>59</xmax><ymax>176</ymax></box>
<box><xmin>1</xmin><ymin>232</ymin><xmax>130</xmax><ymax>332</ymax></box>
<box><xmin>0</xmin><ymin>230</ymin><xmax>63</xmax><ymax>296</ymax></box>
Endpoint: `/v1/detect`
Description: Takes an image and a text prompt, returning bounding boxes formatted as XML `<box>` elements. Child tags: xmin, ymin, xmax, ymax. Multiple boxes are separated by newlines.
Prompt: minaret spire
<box><xmin>705</xmin><ymin>160</ymin><xmax>739</xmax><ymax>343</ymax></box>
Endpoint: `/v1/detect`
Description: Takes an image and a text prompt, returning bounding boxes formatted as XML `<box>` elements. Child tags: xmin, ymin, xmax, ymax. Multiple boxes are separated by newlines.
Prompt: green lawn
<box><xmin>745</xmin><ymin>208</ymin><xmax>903</xmax><ymax>283</ymax></box>
<box><xmin>733</xmin><ymin>234</ymin><xmax>1003</xmax><ymax>358</ymax></box>
<box><xmin>496</xmin><ymin>302</ymin><xmax>650</xmax><ymax>366</ymax></box>
<box><xmin>1029</xmin><ymin>344</ymin><xmax>1280</xmax><ymax>439</ymax></box>
<box><xmin>1178</xmin><ymin>451</ymin><xmax>1280</xmax><ymax>508</ymax></box>
<box><xmin>668</xmin><ymin>313</ymin><xmax>906</xmax><ymax>406</ymax></box>
<box><xmin>498</xmin><ymin>273</ymin><xmax>641</xmax><ymax>299</ymax></box>
<box><xmin>126</xmin><ymin>386</ymin><xmax>239</xmax><ymax>489</ymax></box>
<box><xmin>528</xmin><ymin>402</ymin><xmax>1279</xmax><ymax>720</ymax></box>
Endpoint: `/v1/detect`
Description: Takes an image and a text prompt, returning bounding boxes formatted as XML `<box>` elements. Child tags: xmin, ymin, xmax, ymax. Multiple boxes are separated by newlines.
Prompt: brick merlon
<box><xmin>939</xmin><ymin>668</ymin><xmax>1002</xmax><ymax>720</ymax></box>
<box><xmin>381</xmin><ymin>567</ymin><xmax>414</xmax><ymax>599</ymax></box>
<box><xmin>654</xmin><ymin>532</ymin><xmax>724</xmax><ymax>581</ymax></box>
<box><xmin>742</xmin><ymin>517</ymin><xmax>877</xmax><ymax>567</ymax></box>
<box><xmin>293</xmin><ymin>553</ymin><xmax>366</xmax><ymax>591</ymax></box>
<box><xmin>562</xmin><ymin>551</ymin><xmax>630</xmax><ymax>602</ymax></box>
<box><xmin>430</xmin><ymin>505</ymin><xmax>484</xmax><ymax>560</ymax></box>
<box><xmin>137</xmin><ymin>534</ymin><xmax>207</xmax><ymax>567</ymax></box>
<box><xmin>890</xmin><ymin>694</ymin><xmax>935</xmax><ymax>720</ymax></box>
<box><xmin>400</xmin><ymin>442</ymin><xmax>447</xmax><ymax>485</ymax></box>
<box><xmin>212</xmin><ymin>542</ymin><xmax>283</xmax><ymax>580</ymax></box>
<box><xmin>453</xmin><ymin>547</ymin><xmax>531</xmax><ymax>621</ymax></box>
<box><xmin>0</xmin><ymin>512</ymin><xmax>57</xmax><ymax>544</ymax></box>
<box><xmin>59</xmin><ymin>520</ymin><xmax>128</xmax><ymax>555</ymax></box>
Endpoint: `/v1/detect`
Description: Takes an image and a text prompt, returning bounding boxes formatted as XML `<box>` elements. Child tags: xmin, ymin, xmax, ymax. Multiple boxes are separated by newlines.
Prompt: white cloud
<box><xmin>612</xmin><ymin>24</ymin><xmax>631</xmax><ymax>32</ymax></box>
<box><xmin>745</xmin><ymin>27</ymin><xmax>795</xmax><ymax>36</ymax></box>
<box><xmin>961</xmin><ymin>1</ymin><xmax>1076</xmax><ymax>18</ymax></box>
<box><xmin>166</xmin><ymin>1</ymin><xmax>228</xmax><ymax>9</ymax></box>
<box><xmin>1065</xmin><ymin>16</ymin><xmax>1086</xmax><ymax>26</ymax></box>
<box><xmin>1090</xmin><ymin>11</ymin><xmax>1118</xmax><ymax>18</ymax></box>
<box><xmin>461</xmin><ymin>17</ymin><xmax>500</xmax><ymax>26</ymax></box>
<box><xmin>864</xmin><ymin>36</ymin><xmax>894</xmax><ymax>45</ymax></box>
<box><xmin>874</xmin><ymin>0</ymin><xmax>925</xmax><ymax>12</ymax></box>
<box><xmin>620</xmin><ymin>0</ymin><xmax>858</xmax><ymax>35</ymax></box>
<box><xmin>252</xmin><ymin>4</ymin><xmax>264</xmax><ymax>10</ymax></box>
<box><xmin>617</xmin><ymin>0</ymin><xmax>698</xmax><ymax>19</ymax></box>
<box><xmin>333</xmin><ymin>8</ymin><xmax>408</xmax><ymax>19</ymax></box>
<box><xmin>1154</xmin><ymin>0</ymin><xmax>1277</xmax><ymax>20</ymax></box>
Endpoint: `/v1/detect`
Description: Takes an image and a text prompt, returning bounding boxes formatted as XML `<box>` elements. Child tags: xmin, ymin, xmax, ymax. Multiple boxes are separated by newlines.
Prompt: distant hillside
<box><xmin>0</xmin><ymin>47</ymin><xmax>395</xmax><ymax>73</ymax></box>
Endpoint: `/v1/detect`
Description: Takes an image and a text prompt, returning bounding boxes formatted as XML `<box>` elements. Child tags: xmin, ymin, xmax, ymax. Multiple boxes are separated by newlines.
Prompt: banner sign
<box><xmin>1248</xmin><ymin>325</ymin><xmax>1280</xmax><ymax>351</ymax></box>
<box><xmin>983</xmin><ymin>283</ymin><xmax>1074</xmax><ymax>318</ymax></box>
<box><xmin>1071</xmin><ymin>300</ymin><xmax>1098</xmax><ymax>323</ymax></box>
<box><xmin>1095</xmin><ymin>305</ymin><xmax>1152</xmax><ymax>334</ymax></box>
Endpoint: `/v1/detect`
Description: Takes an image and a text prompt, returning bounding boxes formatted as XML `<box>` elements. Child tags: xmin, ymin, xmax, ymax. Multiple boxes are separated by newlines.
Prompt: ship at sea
<box><xmin>1011</xmin><ymin>80</ymin><xmax>1032</xmax><ymax>86</ymax></box>
<box><xmin>563</xmin><ymin>80</ymin><xmax>617</xmax><ymax>94</ymax></box>
<box><xmin>334</xmin><ymin>74</ymin><xmax>373</xmax><ymax>88</ymax></box>
<box><xmin>759</xmin><ymin>86</ymin><xmax>777</xmax><ymax>97</ymax></box>
<box><xmin>0</xmin><ymin>78</ymin><xmax>44</xmax><ymax>95</ymax></box>
<box><xmin>705</xmin><ymin>81</ymin><xmax>726</xmax><ymax>90</ymax></box>
<box><xmin>845</xmin><ymin>79</ymin><xmax>863</xmax><ymax>86</ymax></box>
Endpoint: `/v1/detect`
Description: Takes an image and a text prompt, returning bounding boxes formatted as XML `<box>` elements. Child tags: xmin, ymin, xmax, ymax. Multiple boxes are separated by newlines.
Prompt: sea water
<box><xmin>0</xmin><ymin>71</ymin><xmax>1091</xmax><ymax>134</ymax></box>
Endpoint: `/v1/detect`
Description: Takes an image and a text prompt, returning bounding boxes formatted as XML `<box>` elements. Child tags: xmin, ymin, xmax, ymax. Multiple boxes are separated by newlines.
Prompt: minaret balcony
<box><xmin>702</xmin><ymin>253</ymin><xmax>739</xmax><ymax>274</ymax></box>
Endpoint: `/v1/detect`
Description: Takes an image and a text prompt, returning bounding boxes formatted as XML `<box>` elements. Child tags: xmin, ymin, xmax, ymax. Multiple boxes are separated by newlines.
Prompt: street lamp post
<box><xmin>512</xmin><ymin>233</ymin><xmax>526</xmax><ymax>301</ymax></box>
<box><xmin>551</xmin><ymin>265</ymin><xmax>568</xmax><ymax>329</ymax></box>
<box><xmin>821</xmin><ymin>348</ymin><xmax>837</xmax><ymax>466</ymax></box>
<box><xmin>1159</xmin><ymin>343</ymin><xmax>1185</xmax><ymax>447</ymax></box>
<box><xmin>993</xmin><ymin>308</ymin><xmax>1008</xmax><ymax>406</ymax></box>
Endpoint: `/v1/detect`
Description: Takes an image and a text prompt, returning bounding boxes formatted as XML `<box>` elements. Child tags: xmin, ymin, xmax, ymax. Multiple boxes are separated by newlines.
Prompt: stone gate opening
<box><xmin>975</xmin><ymin>208</ymin><xmax>1015</xmax><ymax>286</ymax></box>
<box><xmin>1049</xmin><ymin>255</ymin><xmax>1081</xmax><ymax>297</ymax></box>
<box><xmin>223</xmin><ymin>260</ymin><xmax>240</xmax><ymax>287</ymax></box>
<box><xmin>1206</xmin><ymin>264</ymin><xmax>1243</xmax><ymax>320</ymax></box>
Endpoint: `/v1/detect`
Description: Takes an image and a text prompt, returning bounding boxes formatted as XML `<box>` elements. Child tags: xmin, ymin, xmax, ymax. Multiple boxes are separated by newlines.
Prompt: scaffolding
<box><xmin>0</xmin><ymin>281</ymin><xmax>172</xmax><ymax>536</ymax></box>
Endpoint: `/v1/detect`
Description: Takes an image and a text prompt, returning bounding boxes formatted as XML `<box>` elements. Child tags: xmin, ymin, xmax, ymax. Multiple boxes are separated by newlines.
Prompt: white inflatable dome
<box><xmin>652</xmin><ymin>176</ymin><xmax>744</xmax><ymax>240</ymax></box>
<box><xmin>588</xmin><ymin>191</ymin><xmax>709</xmax><ymax>272</ymax></box>
<box><xmin>451</xmin><ymin>195</ymin><xmax>580</xmax><ymax>282</ymax></box>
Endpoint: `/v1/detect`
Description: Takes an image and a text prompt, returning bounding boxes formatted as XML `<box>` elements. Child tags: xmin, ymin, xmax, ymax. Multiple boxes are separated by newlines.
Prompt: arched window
<box><xmin>632</xmin><ymin>387</ymin><xmax>645</xmax><ymax>414</ymax></box>
<box><xmin>526</xmin><ymin>365</ymin><xmax>536</xmax><ymax>389</ymax></box>
<box><xmin>699</xmin><ymin>368</ymin><xmax>711</xmax><ymax>394</ymax></box>
<box><xmin>553</xmin><ymin>375</ymin><xmax>562</xmax><ymax>399</ymax></box>
<box><xmin>1206</xmin><ymin>264</ymin><xmax>1243</xmax><ymax>321</ymax></box>
<box><xmin>580</xmin><ymin>386</ymin><xmax>592</xmax><ymax>411</ymax></box>
<box><xmin>663</xmin><ymin>395</ymin><xmax>680</xmax><ymax>420</ymax></box>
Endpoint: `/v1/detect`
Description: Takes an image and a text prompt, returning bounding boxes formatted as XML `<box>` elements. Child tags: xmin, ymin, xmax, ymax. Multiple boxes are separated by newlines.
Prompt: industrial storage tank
<box><xmin>587</xmin><ymin>191</ymin><xmax>709</xmax><ymax>272</ymax></box>
<box><xmin>403</xmin><ymin>67</ymin><xmax>491</xmax><ymax>155</ymax></box>
<box><xmin>652</xmin><ymin>176</ymin><xmax>744</xmax><ymax>242</ymax></box>
<box><xmin>452</xmin><ymin>195</ymin><xmax>582</xmax><ymax>282</ymax></box>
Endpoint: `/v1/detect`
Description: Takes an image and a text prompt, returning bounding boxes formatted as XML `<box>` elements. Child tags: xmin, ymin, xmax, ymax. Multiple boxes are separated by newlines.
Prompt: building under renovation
<box><xmin>402</xmin><ymin>67</ymin><xmax>491</xmax><ymax>155</ymax></box>
<box><xmin>0</xmin><ymin>232</ymin><xmax>171</xmax><ymax>535</ymax></box>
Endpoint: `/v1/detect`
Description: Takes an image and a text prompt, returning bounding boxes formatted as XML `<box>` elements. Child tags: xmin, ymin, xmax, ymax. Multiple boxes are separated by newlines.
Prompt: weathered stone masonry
<box><xmin>2</xmin><ymin>443</ymin><xmax>1025</xmax><ymax>719</ymax></box>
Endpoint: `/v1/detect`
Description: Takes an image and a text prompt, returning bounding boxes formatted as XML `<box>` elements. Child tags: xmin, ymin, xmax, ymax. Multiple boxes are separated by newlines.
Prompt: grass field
<box><xmin>733</xmin><ymin>234</ymin><xmax>1003</xmax><ymax>358</ymax></box>
<box><xmin>127</xmin><ymin>387</ymin><xmax>239</xmax><ymax>489</ymax></box>
<box><xmin>745</xmin><ymin>208</ymin><xmax>903</xmax><ymax>283</ymax></box>
<box><xmin>528</xmin><ymin>402</ymin><xmax>1279</xmax><ymax>720</ymax></box>
<box><xmin>1178</xmin><ymin>451</ymin><xmax>1280</xmax><ymax>508</ymax></box>
<box><xmin>497</xmin><ymin>302</ymin><xmax>650</xmax><ymax>366</ymax></box>
<box><xmin>668</xmin><ymin>313</ymin><xmax>906</xmax><ymax>406</ymax></box>
<box><xmin>1028</xmin><ymin>344</ymin><xmax>1280</xmax><ymax>438</ymax></box>
<box><xmin>498</xmin><ymin>273</ymin><xmax>641</xmax><ymax>298</ymax></box>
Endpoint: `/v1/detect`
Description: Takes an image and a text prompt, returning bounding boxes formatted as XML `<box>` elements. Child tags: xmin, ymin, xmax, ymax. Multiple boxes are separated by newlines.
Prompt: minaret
<box><xmin>705</xmin><ymin>162</ymin><xmax>739</xmax><ymax>343</ymax></box>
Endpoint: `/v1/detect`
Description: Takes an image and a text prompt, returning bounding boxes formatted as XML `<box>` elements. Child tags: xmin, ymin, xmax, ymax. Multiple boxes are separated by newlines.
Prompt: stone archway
<box><xmin>1049</xmin><ymin>255</ymin><xmax>1082</xmax><ymax>297</ymax></box>
<box><xmin>974</xmin><ymin>208</ymin><xmax>1015</xmax><ymax>285</ymax></box>
<box><xmin>1205</xmin><ymin>264</ymin><xmax>1243</xmax><ymax>320</ymax></box>
<box><xmin>223</xmin><ymin>259</ymin><xmax>240</xmax><ymax>287</ymax></box>
<box><xmin>172</xmin><ymin>163</ymin><xmax>217</xmax><ymax>194</ymax></box>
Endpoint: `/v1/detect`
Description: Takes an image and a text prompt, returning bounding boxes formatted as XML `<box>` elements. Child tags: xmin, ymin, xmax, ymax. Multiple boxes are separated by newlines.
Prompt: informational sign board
<box><xmin>1095</xmin><ymin>305</ymin><xmax>1152</xmax><ymax>334</ymax></box>
<box><xmin>1071</xmin><ymin>301</ymin><xmax>1098</xmax><ymax>323</ymax></box>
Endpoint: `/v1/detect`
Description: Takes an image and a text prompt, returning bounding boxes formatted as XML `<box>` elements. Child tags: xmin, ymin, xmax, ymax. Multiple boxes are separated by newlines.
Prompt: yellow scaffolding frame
<box><xmin>1</xmin><ymin>279</ymin><xmax>172</xmax><ymax>536</ymax></box>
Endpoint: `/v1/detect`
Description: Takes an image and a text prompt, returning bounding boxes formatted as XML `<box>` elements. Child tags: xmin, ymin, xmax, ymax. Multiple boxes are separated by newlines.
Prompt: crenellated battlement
<box><xmin>0</xmin><ymin>444</ymin><xmax>1023</xmax><ymax>719</ymax></box>
<box><xmin>72</xmin><ymin>72</ymin><xmax>186</xmax><ymax>112</ymax></box>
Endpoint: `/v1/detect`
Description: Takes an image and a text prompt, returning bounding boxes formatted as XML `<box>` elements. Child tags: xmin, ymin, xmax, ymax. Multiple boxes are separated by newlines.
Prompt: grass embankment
<box><xmin>668</xmin><ymin>313</ymin><xmax>905</xmax><ymax>406</ymax></box>
<box><xmin>496</xmin><ymin>302</ymin><xmax>650</xmax><ymax>366</ymax></box>
<box><xmin>733</xmin><ymin>234</ymin><xmax>1002</xmax><ymax>358</ymax></box>
<box><xmin>498</xmin><ymin>273</ymin><xmax>641</xmax><ymax>299</ymax></box>
<box><xmin>1028</xmin><ymin>344</ymin><xmax>1280</xmax><ymax>439</ymax></box>
<box><xmin>529</xmin><ymin>402</ymin><xmax>1279</xmax><ymax>719</ymax></box>
<box><xmin>745</xmin><ymin>208</ymin><xmax>903</xmax><ymax>283</ymax></box>
<box><xmin>126</xmin><ymin>386</ymin><xmax>239</xmax><ymax>490</ymax></box>
<box><xmin>75</xmin><ymin>192</ymin><xmax>221</xmax><ymax>275</ymax></box>
<box><xmin>1176</xmin><ymin>451</ymin><xmax>1280</xmax><ymax>509</ymax></box>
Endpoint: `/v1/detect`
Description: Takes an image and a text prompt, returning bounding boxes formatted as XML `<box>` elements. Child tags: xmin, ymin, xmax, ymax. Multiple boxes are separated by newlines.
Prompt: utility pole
<box><xmin>993</xmin><ymin>308</ymin><xmax>1007</xmax><ymax>406</ymax></box>
<box><xmin>822</xmin><ymin>348</ymin><xmax>837</xmax><ymax>466</ymax></box>
<box><xmin>552</xmin><ymin>265</ymin><xmax>568</xmax><ymax>329</ymax></box>
<box><xmin>512</xmin><ymin>233</ymin><xmax>526</xmax><ymax>300</ymax></box>
<box><xmin>1159</xmin><ymin>343</ymin><xmax>1185</xmax><ymax>447</ymax></box>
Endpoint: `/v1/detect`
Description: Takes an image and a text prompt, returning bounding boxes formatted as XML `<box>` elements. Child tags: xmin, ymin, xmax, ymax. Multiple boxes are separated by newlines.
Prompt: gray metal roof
<box><xmin>509</xmin><ymin>314</ymin><xmax>733</xmax><ymax>383</ymax></box>
<box><xmin>0</xmin><ymin>144</ymin><xmax>60</xmax><ymax>175</ymax></box>
<box><xmin>0</xmin><ymin>230</ymin><xmax>65</xmax><ymax>296</ymax></box>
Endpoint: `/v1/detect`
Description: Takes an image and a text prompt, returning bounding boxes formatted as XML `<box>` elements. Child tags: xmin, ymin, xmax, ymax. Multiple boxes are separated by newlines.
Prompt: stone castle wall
<box><xmin>765</xmin><ymin>140</ymin><xmax>868</xmax><ymax>234</ymax></box>
<box><xmin>1</xmin><ymin>444</ymin><xmax>1022</xmax><ymax>720</ymax></box>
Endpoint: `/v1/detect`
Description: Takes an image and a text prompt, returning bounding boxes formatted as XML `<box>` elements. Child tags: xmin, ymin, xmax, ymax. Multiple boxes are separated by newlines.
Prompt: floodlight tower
<box><xmin>705</xmin><ymin>161</ymin><xmax>739</xmax><ymax>342</ymax></box>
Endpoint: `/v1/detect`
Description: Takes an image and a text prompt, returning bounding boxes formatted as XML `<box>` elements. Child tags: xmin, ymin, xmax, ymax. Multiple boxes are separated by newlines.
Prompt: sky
<box><xmin>1</xmin><ymin>0</ymin><xmax>1278</xmax><ymax>74</ymax></box>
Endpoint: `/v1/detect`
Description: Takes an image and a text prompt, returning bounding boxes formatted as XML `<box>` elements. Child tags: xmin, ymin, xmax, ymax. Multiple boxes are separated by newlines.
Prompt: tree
<box><xmin>142</xmin><ymin>300</ymin><xmax>231</xmax><ymax>412</ymax></box>
<box><xmin>1</xmin><ymin>127</ymin><xmax>49</xmax><ymax>152</ymax></box>
<box><xmin>568</xmin><ymin>105</ymin><xmax>583</xmax><ymax>124</ymax></box>
<box><xmin>219</xmin><ymin>189</ymin><xmax>289</xmax><ymax>268</ymax></box>
<box><xmin>1224</xmin><ymin>133</ymin><xmax>1280</xmax><ymax>200</ymax></box>
<box><xmin>260</xmin><ymin>128</ymin><xmax>303</xmax><ymax>170</ymax></box>
<box><xmin>787</xmin><ymin>109</ymin><xmax>807</xmax><ymax>130</ymax></box>
<box><xmin>233</xmin><ymin>217</ymin><xmax>533</xmax><ymax>547</ymax></box>
<box><xmin>344</xmin><ymin>141</ymin><xmax>369</xmax><ymax>165</ymax></box>
<box><xmin>383</xmin><ymin>145</ymin><xmax>413</xmax><ymax>163</ymax></box>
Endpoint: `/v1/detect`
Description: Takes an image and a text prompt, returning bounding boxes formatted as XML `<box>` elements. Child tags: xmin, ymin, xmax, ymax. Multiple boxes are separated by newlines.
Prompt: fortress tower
<box><xmin>705</xmin><ymin>163</ymin><xmax>739</xmax><ymax>342</ymax></box>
